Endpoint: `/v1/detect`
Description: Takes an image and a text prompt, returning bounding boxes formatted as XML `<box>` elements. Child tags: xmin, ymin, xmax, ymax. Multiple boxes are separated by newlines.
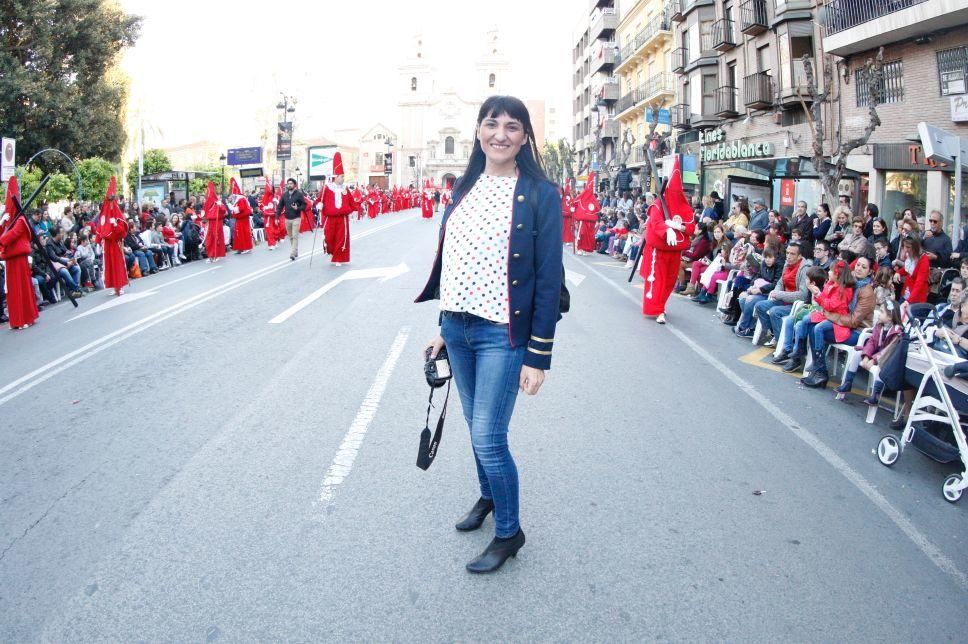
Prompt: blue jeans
<box><xmin>56</xmin><ymin>265</ymin><xmax>81</xmax><ymax>291</ymax></box>
<box><xmin>755</xmin><ymin>300</ymin><xmax>790</xmax><ymax>337</ymax></box>
<box><xmin>440</xmin><ymin>311</ymin><xmax>526</xmax><ymax>538</ymax></box>
<box><xmin>809</xmin><ymin>320</ymin><xmax>861</xmax><ymax>364</ymax></box>
<box><xmin>738</xmin><ymin>294</ymin><xmax>766</xmax><ymax>331</ymax></box>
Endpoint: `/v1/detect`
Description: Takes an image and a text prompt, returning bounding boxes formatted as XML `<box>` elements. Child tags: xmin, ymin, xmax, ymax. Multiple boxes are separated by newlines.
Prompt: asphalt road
<box><xmin>1</xmin><ymin>209</ymin><xmax>966</xmax><ymax>642</ymax></box>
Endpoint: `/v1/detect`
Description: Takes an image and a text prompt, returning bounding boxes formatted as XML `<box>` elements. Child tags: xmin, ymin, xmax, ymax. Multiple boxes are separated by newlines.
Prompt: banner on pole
<box><xmin>277</xmin><ymin>122</ymin><xmax>293</xmax><ymax>161</ymax></box>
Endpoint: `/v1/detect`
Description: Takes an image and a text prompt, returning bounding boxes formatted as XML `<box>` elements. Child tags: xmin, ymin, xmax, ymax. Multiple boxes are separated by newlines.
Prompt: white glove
<box><xmin>0</xmin><ymin>213</ymin><xmax>9</xmax><ymax>225</ymax></box>
<box><xmin>109</xmin><ymin>218</ymin><xmax>116</xmax><ymax>225</ymax></box>
<box><xmin>666</xmin><ymin>227</ymin><xmax>677</xmax><ymax>247</ymax></box>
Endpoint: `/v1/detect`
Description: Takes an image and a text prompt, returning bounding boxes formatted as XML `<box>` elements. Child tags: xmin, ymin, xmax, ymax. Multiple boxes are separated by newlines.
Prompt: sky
<box><xmin>119</xmin><ymin>0</ymin><xmax>587</xmax><ymax>151</ymax></box>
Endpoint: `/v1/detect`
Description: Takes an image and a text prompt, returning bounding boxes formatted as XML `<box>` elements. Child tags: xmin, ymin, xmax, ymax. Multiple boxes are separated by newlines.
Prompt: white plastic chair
<box><xmin>773</xmin><ymin>300</ymin><xmax>804</xmax><ymax>359</ymax></box>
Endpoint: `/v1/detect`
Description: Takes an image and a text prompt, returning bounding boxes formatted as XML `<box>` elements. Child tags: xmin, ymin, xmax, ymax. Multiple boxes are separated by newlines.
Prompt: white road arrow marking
<box><xmin>66</xmin><ymin>266</ymin><xmax>223</xmax><ymax>323</ymax></box>
<box><xmin>565</xmin><ymin>268</ymin><xmax>586</xmax><ymax>287</ymax></box>
<box><xmin>268</xmin><ymin>262</ymin><xmax>410</xmax><ymax>324</ymax></box>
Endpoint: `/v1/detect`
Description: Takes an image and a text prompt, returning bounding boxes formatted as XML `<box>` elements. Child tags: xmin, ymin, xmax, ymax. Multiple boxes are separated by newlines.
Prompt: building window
<box><xmin>488</xmin><ymin>73</ymin><xmax>496</xmax><ymax>88</ymax></box>
<box><xmin>856</xmin><ymin>59</ymin><xmax>903</xmax><ymax>107</ymax></box>
<box><xmin>430</xmin><ymin>146</ymin><xmax>436</xmax><ymax>159</ymax></box>
<box><xmin>411</xmin><ymin>77</ymin><xmax>417</xmax><ymax>91</ymax></box>
<box><xmin>445</xmin><ymin>136</ymin><xmax>455</xmax><ymax>155</ymax></box>
<box><xmin>937</xmin><ymin>46</ymin><xmax>968</xmax><ymax>96</ymax></box>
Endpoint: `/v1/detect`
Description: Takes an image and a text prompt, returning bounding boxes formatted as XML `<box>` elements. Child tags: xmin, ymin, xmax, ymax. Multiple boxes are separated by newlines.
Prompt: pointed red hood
<box><xmin>204</xmin><ymin>181</ymin><xmax>218</xmax><ymax>215</ymax></box>
<box><xmin>573</xmin><ymin>173</ymin><xmax>601</xmax><ymax>219</ymax></box>
<box><xmin>3</xmin><ymin>176</ymin><xmax>20</xmax><ymax>226</ymax></box>
<box><xmin>97</xmin><ymin>176</ymin><xmax>123</xmax><ymax>236</ymax></box>
<box><xmin>662</xmin><ymin>157</ymin><xmax>694</xmax><ymax>223</ymax></box>
<box><xmin>230</xmin><ymin>177</ymin><xmax>244</xmax><ymax>197</ymax></box>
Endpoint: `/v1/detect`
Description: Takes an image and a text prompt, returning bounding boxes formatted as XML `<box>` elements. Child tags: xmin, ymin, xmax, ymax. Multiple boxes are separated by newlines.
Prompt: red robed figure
<box><xmin>0</xmin><ymin>177</ymin><xmax>40</xmax><ymax>327</ymax></box>
<box><xmin>639</xmin><ymin>157</ymin><xmax>696</xmax><ymax>317</ymax></box>
<box><xmin>229</xmin><ymin>178</ymin><xmax>253</xmax><ymax>252</ymax></box>
<box><xmin>98</xmin><ymin>176</ymin><xmax>130</xmax><ymax>295</ymax></box>
<box><xmin>320</xmin><ymin>183</ymin><xmax>355</xmax><ymax>264</ymax></box>
<box><xmin>203</xmin><ymin>181</ymin><xmax>226</xmax><ymax>259</ymax></box>
<box><xmin>572</xmin><ymin>174</ymin><xmax>600</xmax><ymax>253</ymax></box>
<box><xmin>561</xmin><ymin>179</ymin><xmax>575</xmax><ymax>244</ymax></box>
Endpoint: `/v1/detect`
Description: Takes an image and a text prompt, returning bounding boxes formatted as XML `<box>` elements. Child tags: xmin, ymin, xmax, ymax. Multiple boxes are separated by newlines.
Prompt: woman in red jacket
<box><xmin>893</xmin><ymin>235</ymin><xmax>930</xmax><ymax>304</ymax></box>
<box><xmin>0</xmin><ymin>179</ymin><xmax>40</xmax><ymax>329</ymax></box>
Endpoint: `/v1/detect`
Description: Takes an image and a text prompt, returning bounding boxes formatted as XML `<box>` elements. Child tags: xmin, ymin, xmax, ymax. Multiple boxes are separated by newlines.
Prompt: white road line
<box><xmin>573</xmin><ymin>255</ymin><xmax>968</xmax><ymax>593</ymax></box>
<box><xmin>0</xmin><ymin>215</ymin><xmax>417</xmax><ymax>409</ymax></box>
<box><xmin>67</xmin><ymin>267</ymin><xmax>223</xmax><ymax>322</ymax></box>
<box><xmin>268</xmin><ymin>262</ymin><xmax>409</xmax><ymax>325</ymax></box>
<box><xmin>565</xmin><ymin>268</ymin><xmax>586</xmax><ymax>287</ymax></box>
<box><xmin>318</xmin><ymin>327</ymin><xmax>410</xmax><ymax>510</ymax></box>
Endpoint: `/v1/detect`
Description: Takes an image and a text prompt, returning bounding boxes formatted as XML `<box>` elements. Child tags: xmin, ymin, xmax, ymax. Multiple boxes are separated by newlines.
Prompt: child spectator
<box><xmin>834</xmin><ymin>297</ymin><xmax>903</xmax><ymax>402</ymax></box>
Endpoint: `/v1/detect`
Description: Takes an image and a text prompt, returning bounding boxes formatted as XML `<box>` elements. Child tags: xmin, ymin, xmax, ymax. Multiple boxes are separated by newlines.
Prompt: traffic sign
<box><xmin>1</xmin><ymin>138</ymin><xmax>15</xmax><ymax>181</ymax></box>
<box><xmin>227</xmin><ymin>147</ymin><xmax>263</xmax><ymax>166</ymax></box>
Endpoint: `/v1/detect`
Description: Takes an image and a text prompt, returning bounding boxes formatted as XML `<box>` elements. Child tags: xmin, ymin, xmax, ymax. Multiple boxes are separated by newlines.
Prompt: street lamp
<box><xmin>295</xmin><ymin>167</ymin><xmax>303</xmax><ymax>190</ymax></box>
<box><xmin>276</xmin><ymin>93</ymin><xmax>297</xmax><ymax>185</ymax></box>
<box><xmin>219</xmin><ymin>153</ymin><xmax>227</xmax><ymax>196</ymax></box>
<box><xmin>385</xmin><ymin>136</ymin><xmax>394</xmax><ymax>187</ymax></box>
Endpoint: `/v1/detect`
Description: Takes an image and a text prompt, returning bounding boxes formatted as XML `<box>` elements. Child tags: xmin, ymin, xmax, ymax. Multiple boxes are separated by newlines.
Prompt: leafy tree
<box><xmin>126</xmin><ymin>149</ymin><xmax>172</xmax><ymax>196</ymax></box>
<box><xmin>0</xmin><ymin>0</ymin><xmax>142</xmax><ymax>165</ymax></box>
<box><xmin>543</xmin><ymin>142</ymin><xmax>562</xmax><ymax>185</ymax></box>
<box><xmin>17</xmin><ymin>166</ymin><xmax>75</xmax><ymax>204</ymax></box>
<box><xmin>76</xmin><ymin>157</ymin><xmax>118</xmax><ymax>201</ymax></box>
<box><xmin>557</xmin><ymin>139</ymin><xmax>576</xmax><ymax>183</ymax></box>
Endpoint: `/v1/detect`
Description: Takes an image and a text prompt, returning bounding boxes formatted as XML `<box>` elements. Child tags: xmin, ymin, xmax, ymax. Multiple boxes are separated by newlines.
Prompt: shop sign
<box><xmin>951</xmin><ymin>94</ymin><xmax>968</xmax><ymax>123</ymax></box>
<box><xmin>780</xmin><ymin>179</ymin><xmax>795</xmax><ymax>207</ymax></box>
<box><xmin>700</xmin><ymin>128</ymin><xmax>774</xmax><ymax>163</ymax></box>
<box><xmin>873</xmin><ymin>143</ymin><xmax>953</xmax><ymax>172</ymax></box>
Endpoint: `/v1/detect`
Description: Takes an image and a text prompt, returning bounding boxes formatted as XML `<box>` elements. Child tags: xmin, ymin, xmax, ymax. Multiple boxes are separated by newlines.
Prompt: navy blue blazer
<box><xmin>415</xmin><ymin>172</ymin><xmax>564</xmax><ymax>370</ymax></box>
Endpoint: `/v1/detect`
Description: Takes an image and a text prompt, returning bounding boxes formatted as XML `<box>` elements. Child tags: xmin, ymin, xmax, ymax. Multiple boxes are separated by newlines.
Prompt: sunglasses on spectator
<box><xmin>930</xmin><ymin>219</ymin><xmax>941</xmax><ymax>224</ymax></box>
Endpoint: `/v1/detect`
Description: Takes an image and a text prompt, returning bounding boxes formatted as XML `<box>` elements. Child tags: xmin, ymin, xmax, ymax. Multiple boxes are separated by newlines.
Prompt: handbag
<box><xmin>417</xmin><ymin>346</ymin><xmax>451</xmax><ymax>471</ymax></box>
<box><xmin>700</xmin><ymin>256</ymin><xmax>723</xmax><ymax>289</ymax></box>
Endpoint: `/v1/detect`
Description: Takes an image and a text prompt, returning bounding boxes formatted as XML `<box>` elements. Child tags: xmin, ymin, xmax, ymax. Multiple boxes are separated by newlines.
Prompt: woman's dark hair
<box><xmin>874</xmin><ymin>266</ymin><xmax>894</xmax><ymax>289</ymax></box>
<box><xmin>871</xmin><ymin>217</ymin><xmax>886</xmax><ymax>233</ymax></box>
<box><xmin>818</xmin><ymin>203</ymin><xmax>831</xmax><ymax>218</ymax></box>
<box><xmin>902</xmin><ymin>234</ymin><xmax>923</xmax><ymax>257</ymax></box>
<box><xmin>866</xmin><ymin>203</ymin><xmax>879</xmax><ymax>218</ymax></box>
<box><xmin>452</xmin><ymin>96</ymin><xmax>550</xmax><ymax>196</ymax></box>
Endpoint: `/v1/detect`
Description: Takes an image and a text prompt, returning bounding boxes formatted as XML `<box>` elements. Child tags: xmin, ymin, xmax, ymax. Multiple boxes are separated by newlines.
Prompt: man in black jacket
<box><xmin>123</xmin><ymin>221</ymin><xmax>159</xmax><ymax>275</ymax></box>
<box><xmin>278</xmin><ymin>178</ymin><xmax>306</xmax><ymax>260</ymax></box>
<box><xmin>44</xmin><ymin>229</ymin><xmax>83</xmax><ymax>297</ymax></box>
<box><xmin>789</xmin><ymin>200</ymin><xmax>814</xmax><ymax>257</ymax></box>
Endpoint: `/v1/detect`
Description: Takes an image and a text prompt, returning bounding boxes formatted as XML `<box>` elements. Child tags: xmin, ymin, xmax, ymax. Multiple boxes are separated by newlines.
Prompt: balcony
<box><xmin>596</xmin><ymin>78</ymin><xmax>621</xmax><ymax>101</ymax></box>
<box><xmin>779</xmin><ymin>58</ymin><xmax>812</xmax><ymax>105</ymax></box>
<box><xmin>590</xmin><ymin>7</ymin><xmax>619</xmax><ymax>41</ymax></box>
<box><xmin>642</xmin><ymin>72</ymin><xmax>676</xmax><ymax>103</ymax></box>
<box><xmin>671</xmin><ymin>103</ymin><xmax>691</xmax><ymax>129</ymax></box>
<box><xmin>740</xmin><ymin>0</ymin><xmax>769</xmax><ymax>35</ymax></box>
<box><xmin>616</xmin><ymin>90</ymin><xmax>639</xmax><ymax>116</ymax></box>
<box><xmin>715</xmin><ymin>86</ymin><xmax>739</xmax><ymax>117</ymax></box>
<box><xmin>711</xmin><ymin>18</ymin><xmax>737</xmax><ymax>51</ymax></box>
<box><xmin>614</xmin><ymin>14</ymin><xmax>672</xmax><ymax>74</ymax></box>
<box><xmin>591</xmin><ymin>43</ymin><xmax>618</xmax><ymax>74</ymax></box>
<box><xmin>744</xmin><ymin>71</ymin><xmax>773</xmax><ymax>109</ymax></box>
<box><xmin>584</xmin><ymin>133</ymin><xmax>597</xmax><ymax>149</ymax></box>
<box><xmin>683</xmin><ymin>0</ymin><xmax>714</xmax><ymax>18</ymax></box>
<box><xmin>600</xmin><ymin>119</ymin><xmax>620</xmax><ymax>139</ymax></box>
<box><xmin>672</xmin><ymin>47</ymin><xmax>688</xmax><ymax>74</ymax></box>
<box><xmin>668</xmin><ymin>0</ymin><xmax>684</xmax><ymax>22</ymax></box>
<box><xmin>822</xmin><ymin>0</ymin><xmax>968</xmax><ymax>57</ymax></box>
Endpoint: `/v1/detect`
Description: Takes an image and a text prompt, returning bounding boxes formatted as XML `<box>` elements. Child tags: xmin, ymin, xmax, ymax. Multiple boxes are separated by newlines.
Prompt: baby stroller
<box><xmin>876</xmin><ymin>303</ymin><xmax>968</xmax><ymax>503</ymax></box>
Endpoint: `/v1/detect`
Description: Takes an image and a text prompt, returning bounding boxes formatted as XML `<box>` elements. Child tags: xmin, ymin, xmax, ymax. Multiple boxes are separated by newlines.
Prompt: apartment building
<box><xmin>669</xmin><ymin>0</ymin><xmax>826</xmax><ymax>211</ymax></box>
<box><xmin>572</xmin><ymin>0</ymin><xmax>620</xmax><ymax>185</ymax></box>
<box><xmin>613</xmin><ymin>0</ymin><xmax>677</xmax><ymax>187</ymax></box>
<box><xmin>823</xmin><ymin>0</ymin><xmax>968</xmax><ymax>225</ymax></box>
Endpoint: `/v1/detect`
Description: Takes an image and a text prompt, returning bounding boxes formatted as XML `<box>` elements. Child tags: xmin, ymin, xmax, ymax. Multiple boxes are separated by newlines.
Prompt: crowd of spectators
<box><xmin>0</xmin><ymin>189</ymin><xmax>271</xmax><ymax>325</ymax></box>
<box><xmin>585</xmin><ymin>185</ymin><xmax>967</xmax><ymax>432</ymax></box>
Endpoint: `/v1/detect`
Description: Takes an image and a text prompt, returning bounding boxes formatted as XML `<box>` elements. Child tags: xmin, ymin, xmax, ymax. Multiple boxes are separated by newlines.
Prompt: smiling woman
<box><xmin>416</xmin><ymin>95</ymin><xmax>563</xmax><ymax>574</ymax></box>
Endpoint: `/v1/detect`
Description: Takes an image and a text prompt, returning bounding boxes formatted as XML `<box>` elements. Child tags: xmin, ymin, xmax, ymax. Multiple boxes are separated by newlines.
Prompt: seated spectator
<box><xmin>44</xmin><ymin>228</ymin><xmax>83</xmax><ymax>298</ymax></box>
<box><xmin>890</xmin><ymin>216</ymin><xmax>919</xmax><ymax>260</ymax></box>
<box><xmin>922</xmin><ymin>209</ymin><xmax>952</xmax><ymax>270</ymax></box>
<box><xmin>872</xmin><ymin>266</ymin><xmax>895</xmax><ymax>306</ymax></box>
<box><xmin>692</xmin><ymin>227</ymin><xmax>750</xmax><ymax>304</ymax></box>
<box><xmin>162</xmin><ymin>217</ymin><xmax>183</xmax><ymax>264</ymax></box>
<box><xmin>73</xmin><ymin>232</ymin><xmax>98</xmax><ymax>291</ymax></box>
<box><xmin>29</xmin><ymin>239</ymin><xmax>58</xmax><ymax>305</ymax></box>
<box><xmin>723</xmin><ymin>202</ymin><xmax>750</xmax><ymax>237</ymax></box>
<box><xmin>801</xmin><ymin>256</ymin><xmax>875</xmax><ymax>388</ymax></box>
<box><xmin>867</xmin><ymin>217</ymin><xmax>888</xmax><ymax>248</ymax></box>
<box><xmin>839</xmin><ymin>216</ymin><xmax>871</xmax><ymax>257</ymax></box>
<box><xmin>682</xmin><ymin>223</ymin><xmax>727</xmax><ymax>296</ymax></box>
<box><xmin>936</xmin><ymin>290</ymin><xmax>968</xmax><ymax>359</ymax></box>
<box><xmin>892</xmin><ymin>235</ymin><xmax>930</xmax><ymax>303</ymax></box>
<box><xmin>754</xmin><ymin>241</ymin><xmax>810</xmax><ymax>347</ymax></box>
<box><xmin>812</xmin><ymin>239</ymin><xmax>834</xmax><ymax>271</ymax></box>
<box><xmin>124</xmin><ymin>220</ymin><xmax>159</xmax><ymax>276</ymax></box>
<box><xmin>873</xmin><ymin>238</ymin><xmax>892</xmax><ymax>269</ymax></box>
<box><xmin>181</xmin><ymin>213</ymin><xmax>202</xmax><ymax>262</ymax></box>
<box><xmin>773</xmin><ymin>266</ymin><xmax>829</xmax><ymax>368</ymax></box>
<box><xmin>700</xmin><ymin>195</ymin><xmax>718</xmax><ymax>222</ymax></box>
<box><xmin>675</xmin><ymin>222</ymin><xmax>712</xmax><ymax>294</ymax></box>
<box><xmin>144</xmin><ymin>222</ymin><xmax>175</xmax><ymax>269</ymax></box>
<box><xmin>732</xmin><ymin>247</ymin><xmax>784</xmax><ymax>336</ymax></box>
<box><xmin>834</xmin><ymin>297</ymin><xmax>903</xmax><ymax>402</ymax></box>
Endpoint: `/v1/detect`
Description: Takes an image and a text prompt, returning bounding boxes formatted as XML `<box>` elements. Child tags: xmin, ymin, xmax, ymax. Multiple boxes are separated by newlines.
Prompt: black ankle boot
<box><xmin>771</xmin><ymin>350</ymin><xmax>790</xmax><ymax>364</ymax></box>
<box><xmin>801</xmin><ymin>351</ymin><xmax>829</xmax><ymax>388</ymax></box>
<box><xmin>466</xmin><ymin>529</ymin><xmax>526</xmax><ymax>574</ymax></box>
<box><xmin>782</xmin><ymin>349</ymin><xmax>805</xmax><ymax>373</ymax></box>
<box><xmin>455</xmin><ymin>497</ymin><xmax>494</xmax><ymax>532</ymax></box>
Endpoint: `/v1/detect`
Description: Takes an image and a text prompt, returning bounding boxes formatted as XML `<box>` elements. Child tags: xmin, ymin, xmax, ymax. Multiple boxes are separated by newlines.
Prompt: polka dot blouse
<box><xmin>440</xmin><ymin>174</ymin><xmax>517</xmax><ymax>323</ymax></box>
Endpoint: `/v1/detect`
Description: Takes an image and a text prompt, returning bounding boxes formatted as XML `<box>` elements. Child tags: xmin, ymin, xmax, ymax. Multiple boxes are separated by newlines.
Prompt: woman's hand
<box><xmin>892</xmin><ymin>273</ymin><xmax>902</xmax><ymax>284</ymax></box>
<box><xmin>519</xmin><ymin>365</ymin><xmax>545</xmax><ymax>396</ymax></box>
<box><xmin>425</xmin><ymin>335</ymin><xmax>445</xmax><ymax>360</ymax></box>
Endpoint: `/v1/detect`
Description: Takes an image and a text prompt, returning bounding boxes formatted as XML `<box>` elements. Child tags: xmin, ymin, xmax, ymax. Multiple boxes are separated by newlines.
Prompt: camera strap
<box><xmin>416</xmin><ymin>380</ymin><xmax>450</xmax><ymax>471</ymax></box>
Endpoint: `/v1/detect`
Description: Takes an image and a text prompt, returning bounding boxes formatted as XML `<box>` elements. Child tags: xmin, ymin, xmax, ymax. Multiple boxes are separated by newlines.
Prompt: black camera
<box><xmin>424</xmin><ymin>346</ymin><xmax>452</xmax><ymax>388</ymax></box>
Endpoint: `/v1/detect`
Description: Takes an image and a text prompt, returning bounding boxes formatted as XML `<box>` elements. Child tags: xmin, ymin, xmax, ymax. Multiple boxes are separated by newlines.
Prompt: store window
<box><xmin>936</xmin><ymin>46</ymin><xmax>968</xmax><ymax>96</ymax></box>
<box><xmin>856</xmin><ymin>60</ymin><xmax>904</xmax><ymax>106</ymax></box>
<box><xmin>445</xmin><ymin>137</ymin><xmax>455</xmax><ymax>155</ymax></box>
<box><xmin>883</xmin><ymin>171</ymin><xmax>926</xmax><ymax>223</ymax></box>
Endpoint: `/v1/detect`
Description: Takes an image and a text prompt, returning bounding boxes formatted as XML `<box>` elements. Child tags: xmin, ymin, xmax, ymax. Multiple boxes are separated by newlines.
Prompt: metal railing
<box><xmin>667</xmin><ymin>0</ymin><xmax>684</xmax><ymax>20</ymax></box>
<box><xmin>740</xmin><ymin>0</ymin><xmax>769</xmax><ymax>33</ymax></box>
<box><xmin>711</xmin><ymin>18</ymin><xmax>736</xmax><ymax>50</ymax></box>
<box><xmin>672</xmin><ymin>47</ymin><xmax>689</xmax><ymax>72</ymax></box>
<box><xmin>715</xmin><ymin>86</ymin><xmax>738</xmax><ymax>115</ymax></box>
<box><xmin>744</xmin><ymin>71</ymin><xmax>773</xmax><ymax>107</ymax></box>
<box><xmin>672</xmin><ymin>103</ymin><xmax>691</xmax><ymax>128</ymax></box>
<box><xmin>823</xmin><ymin>0</ymin><xmax>930</xmax><ymax>35</ymax></box>
<box><xmin>643</xmin><ymin>72</ymin><xmax>675</xmax><ymax>99</ymax></box>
